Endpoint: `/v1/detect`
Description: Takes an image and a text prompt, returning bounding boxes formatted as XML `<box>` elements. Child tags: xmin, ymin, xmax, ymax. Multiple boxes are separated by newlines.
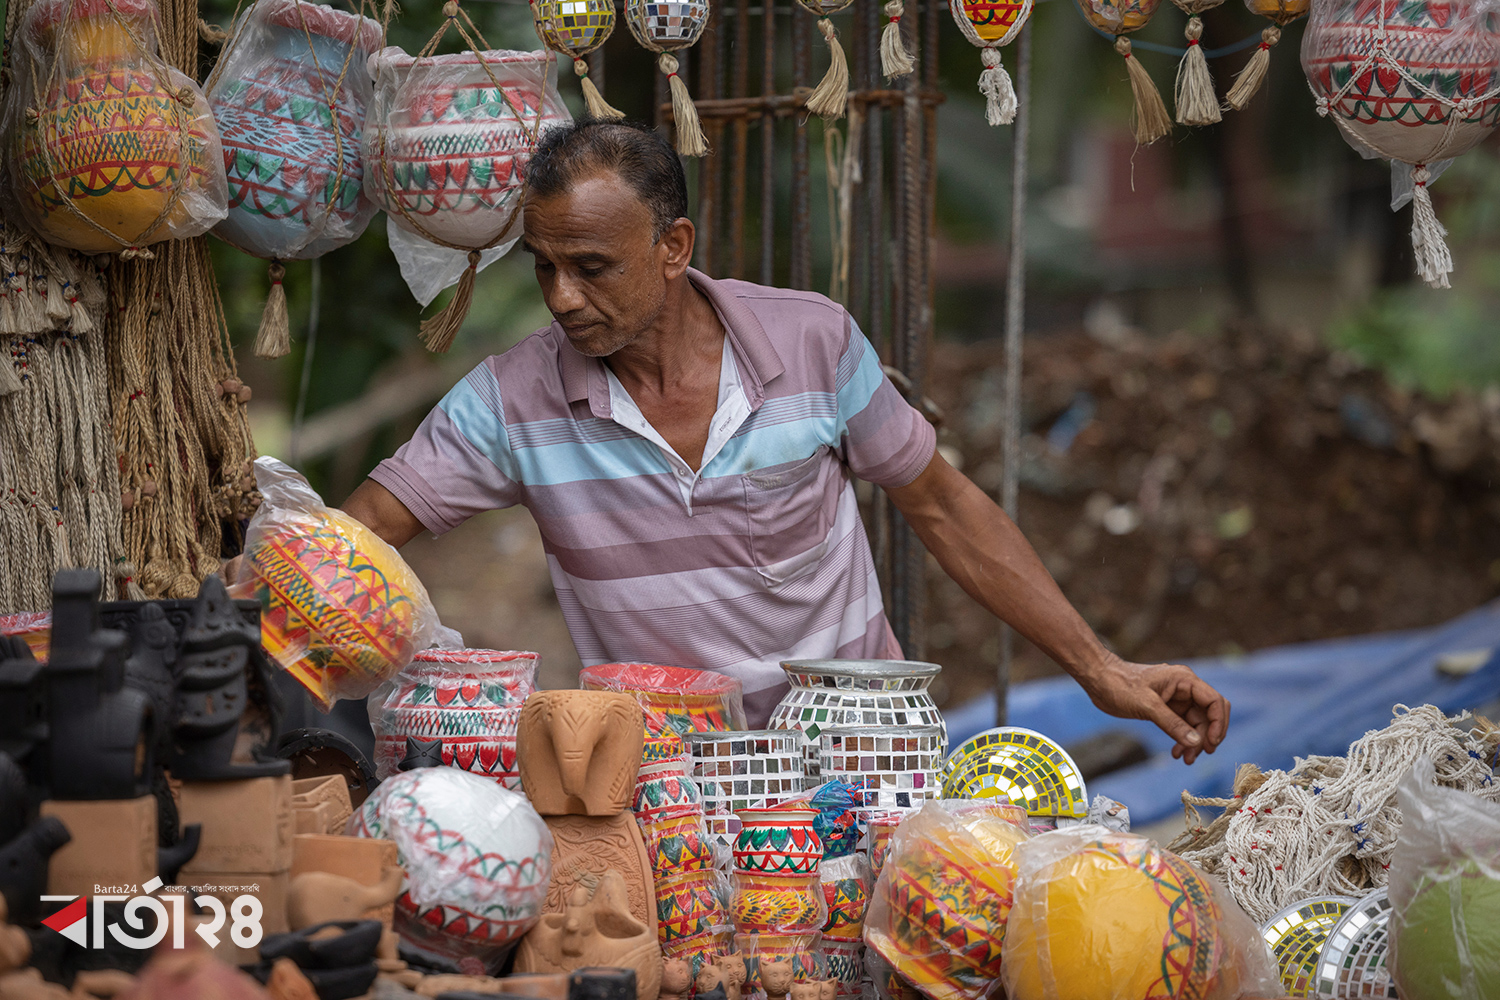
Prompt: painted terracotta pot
<box><xmin>1073</xmin><ymin>0</ymin><xmax>1162</xmax><ymax>32</ymax></box>
<box><xmin>364</xmin><ymin>47</ymin><xmax>567</xmax><ymax>248</ymax></box>
<box><xmin>581</xmin><ymin>662</ymin><xmax>746</xmax><ymax>737</ymax></box>
<box><xmin>819</xmin><ymin>856</ymin><xmax>871</xmax><ymax>944</ymax></box>
<box><xmin>730</xmin><ymin>871</ymin><xmax>823</xmax><ymax>934</ymax></box>
<box><xmin>13</xmin><ymin>0</ymin><xmax>224</xmax><ymax>253</ymax></box>
<box><xmin>1302</xmin><ymin>0</ymin><xmax>1500</xmax><ymax>163</ymax></box>
<box><xmin>247</xmin><ymin>508</ymin><xmax>426</xmax><ymax>709</ymax></box>
<box><xmin>657</xmin><ymin>866</ymin><xmax>728</xmax><ymax>962</ymax></box>
<box><xmin>372</xmin><ymin>648</ymin><xmax>539</xmax><ymax>786</ymax></box>
<box><xmin>733</xmin><ymin>803</ymin><xmax>822</xmax><ymax>876</ymax></box>
<box><xmin>350</xmin><ymin>766</ymin><xmax>552</xmax><ymax>973</ymax></box>
<box><xmin>824</xmin><ymin>940</ymin><xmax>864</xmax><ymax>998</ymax></box>
<box><xmin>209</xmin><ymin>0</ymin><xmax>381</xmax><ymax>259</ymax></box>
<box><xmin>951</xmin><ymin>0</ymin><xmax>1029</xmax><ymax>41</ymax></box>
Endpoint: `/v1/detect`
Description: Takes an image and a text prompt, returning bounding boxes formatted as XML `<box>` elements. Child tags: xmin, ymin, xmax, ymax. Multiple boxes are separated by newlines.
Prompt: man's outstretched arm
<box><xmin>341</xmin><ymin>479</ymin><xmax>427</xmax><ymax>549</ymax></box>
<box><xmin>884</xmin><ymin>451</ymin><xmax>1230</xmax><ymax>764</ymax></box>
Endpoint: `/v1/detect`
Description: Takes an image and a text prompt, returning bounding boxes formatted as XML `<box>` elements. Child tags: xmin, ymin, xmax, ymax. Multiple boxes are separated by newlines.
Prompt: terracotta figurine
<box><xmin>694</xmin><ymin>963</ymin><xmax>726</xmax><ymax>1000</ymax></box>
<box><xmin>659</xmin><ymin>959</ymin><xmax>692</xmax><ymax>1000</ymax></box>
<box><xmin>516</xmin><ymin>691</ymin><xmax>644</xmax><ymax>816</ymax></box>
<box><xmin>515</xmin><ymin>873</ymin><xmax>661</xmax><ymax>1000</ymax></box>
<box><xmin>719</xmin><ymin>953</ymin><xmax>746</xmax><ymax>1000</ymax></box>
<box><xmin>286</xmin><ymin>868</ymin><xmax>403</xmax><ymax>930</ymax></box>
<box><xmin>760</xmin><ymin>963</ymin><xmax>794</xmax><ymax>1000</ymax></box>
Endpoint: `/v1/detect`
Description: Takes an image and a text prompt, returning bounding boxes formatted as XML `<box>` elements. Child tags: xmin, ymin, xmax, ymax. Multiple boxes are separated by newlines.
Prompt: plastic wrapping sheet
<box><xmin>368</xmin><ymin>648</ymin><xmax>538</xmax><ymax>783</ymax></box>
<box><xmin>230</xmin><ymin>456</ymin><xmax>441</xmax><ymax>709</ymax></box>
<box><xmin>0</xmin><ymin>612</ymin><xmax>51</xmax><ymax>660</ymax></box>
<box><xmin>863</xmin><ymin>800</ymin><xmax>1029</xmax><ymax>1000</ymax></box>
<box><xmin>350</xmin><ymin>765</ymin><xmax>553</xmax><ymax>971</ymax></box>
<box><xmin>3</xmin><ymin>0</ymin><xmax>227</xmax><ymax>253</ymax></box>
<box><xmin>363</xmin><ymin>46</ymin><xmax>569</xmax><ymax>304</ymax></box>
<box><xmin>582</xmin><ymin>662</ymin><xmax>747</xmax><ymax>737</ymax></box>
<box><xmin>207</xmin><ymin>0</ymin><xmax>382</xmax><ymax>260</ymax></box>
<box><xmin>1388</xmin><ymin>756</ymin><xmax>1500</xmax><ymax>1000</ymax></box>
<box><xmin>1001</xmin><ymin>826</ymin><xmax>1280</xmax><ymax>1000</ymax></box>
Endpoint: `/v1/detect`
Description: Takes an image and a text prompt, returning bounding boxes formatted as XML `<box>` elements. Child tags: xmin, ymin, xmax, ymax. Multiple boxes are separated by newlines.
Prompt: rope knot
<box><xmin>883</xmin><ymin>0</ymin><xmax>903</xmax><ymax>13</ymax></box>
<box><xmin>1414</xmin><ymin>163</ymin><xmax>1430</xmax><ymax>186</ymax></box>
<box><xmin>817</xmin><ymin>17</ymin><xmax>836</xmax><ymax>42</ymax></box>
<box><xmin>658</xmin><ymin>53</ymin><xmax>681</xmax><ymax>77</ymax></box>
<box><xmin>442</xmin><ymin>0</ymin><xmax>458</xmax><ymax>17</ymax></box>
<box><xmin>573</xmin><ymin>57</ymin><xmax>591</xmax><ymax>78</ymax></box>
<box><xmin>1114</xmin><ymin>37</ymin><xmax>1133</xmax><ymax>59</ymax></box>
<box><xmin>176</xmin><ymin>86</ymin><xmax>196</xmax><ymax>106</ymax></box>
<box><xmin>119</xmin><ymin>246</ymin><xmax>155</xmax><ymax>261</ymax></box>
<box><xmin>981</xmin><ymin>46</ymin><xmax>1001</xmax><ymax>68</ymax></box>
<box><xmin>465</xmin><ymin>249</ymin><xmax>483</xmax><ymax>268</ymax></box>
<box><xmin>1262</xmin><ymin>25</ymin><xmax>1281</xmax><ymax>46</ymax></box>
<box><xmin>268</xmin><ymin>260</ymin><xmax>286</xmax><ymax>285</ymax></box>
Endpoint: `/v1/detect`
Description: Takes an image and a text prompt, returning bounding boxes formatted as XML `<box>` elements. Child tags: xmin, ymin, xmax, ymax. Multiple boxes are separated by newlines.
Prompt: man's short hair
<box><xmin>527</xmin><ymin>118</ymin><xmax>689</xmax><ymax>242</ymax></box>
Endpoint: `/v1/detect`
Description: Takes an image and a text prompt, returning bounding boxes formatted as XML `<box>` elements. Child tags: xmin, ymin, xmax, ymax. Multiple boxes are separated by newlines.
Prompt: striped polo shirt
<box><xmin>370</xmin><ymin>268</ymin><xmax>936</xmax><ymax>725</ymax></box>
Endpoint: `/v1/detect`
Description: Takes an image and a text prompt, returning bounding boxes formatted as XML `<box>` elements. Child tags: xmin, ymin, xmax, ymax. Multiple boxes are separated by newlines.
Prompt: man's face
<box><xmin>523</xmin><ymin>168</ymin><xmax>690</xmax><ymax>358</ymax></box>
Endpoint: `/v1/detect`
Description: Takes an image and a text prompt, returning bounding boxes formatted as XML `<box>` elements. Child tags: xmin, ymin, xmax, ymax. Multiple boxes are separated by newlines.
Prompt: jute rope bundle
<box><xmin>1170</xmin><ymin>0</ymin><xmax>1224</xmax><ymax>126</ymax></box>
<box><xmin>1169</xmin><ymin>704</ymin><xmax>1500</xmax><ymax>923</ymax></box>
<box><xmin>0</xmin><ymin>0</ymin><xmax>135</xmax><ymax>610</ymax></box>
<box><xmin>107</xmin><ymin>239</ymin><xmax>259</xmax><ymax>599</ymax></box>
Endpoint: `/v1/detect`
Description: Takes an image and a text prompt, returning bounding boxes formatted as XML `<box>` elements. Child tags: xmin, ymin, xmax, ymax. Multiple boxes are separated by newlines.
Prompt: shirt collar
<box><xmin>556</xmin><ymin>267</ymin><xmax>784</xmax><ymax>417</ymax></box>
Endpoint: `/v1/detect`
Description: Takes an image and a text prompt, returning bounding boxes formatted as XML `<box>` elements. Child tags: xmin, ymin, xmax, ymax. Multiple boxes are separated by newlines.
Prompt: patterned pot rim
<box><xmin>263</xmin><ymin>0</ymin><xmax>382</xmax><ymax>50</ymax></box>
<box><xmin>582</xmin><ymin>662</ymin><xmax>742</xmax><ymax>696</ymax></box>
<box><xmin>414</xmin><ymin>648</ymin><xmax>540</xmax><ymax>664</ymax></box>
<box><xmin>371</xmin><ymin>46</ymin><xmax>554</xmax><ymax>74</ymax></box>
<box><xmin>780</xmin><ymin>658</ymin><xmax>942</xmax><ymax>680</ymax></box>
<box><xmin>734</xmin><ymin>802</ymin><xmax>818</xmax><ymax>822</ymax></box>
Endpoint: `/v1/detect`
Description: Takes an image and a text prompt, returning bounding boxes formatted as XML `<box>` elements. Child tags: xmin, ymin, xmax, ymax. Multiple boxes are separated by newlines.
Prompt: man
<box><xmin>347</xmin><ymin>119</ymin><xmax>1229</xmax><ymax>762</ymax></box>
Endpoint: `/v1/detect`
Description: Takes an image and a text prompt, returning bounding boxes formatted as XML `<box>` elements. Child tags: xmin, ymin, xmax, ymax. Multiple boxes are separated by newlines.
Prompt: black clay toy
<box><xmin>169</xmin><ymin>576</ymin><xmax>289</xmax><ymax>781</ymax></box>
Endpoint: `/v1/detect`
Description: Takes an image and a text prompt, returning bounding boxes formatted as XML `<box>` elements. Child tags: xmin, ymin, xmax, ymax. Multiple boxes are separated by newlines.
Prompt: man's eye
<box><xmin>534</xmin><ymin>260</ymin><xmax>555</xmax><ymax>272</ymax></box>
<box><xmin>579</xmin><ymin>266</ymin><xmax>604</xmax><ymax>278</ymax></box>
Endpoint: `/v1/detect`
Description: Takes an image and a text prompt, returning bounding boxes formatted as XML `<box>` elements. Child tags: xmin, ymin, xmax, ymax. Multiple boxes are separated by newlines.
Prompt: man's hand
<box><xmin>887</xmin><ymin>452</ymin><xmax>1233</xmax><ymax>765</ymax></box>
<box><xmin>1076</xmin><ymin>654</ymin><xmax>1230</xmax><ymax>765</ymax></box>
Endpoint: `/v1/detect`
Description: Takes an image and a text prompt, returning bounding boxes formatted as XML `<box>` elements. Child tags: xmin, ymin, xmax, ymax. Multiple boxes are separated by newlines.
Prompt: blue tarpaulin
<box><xmin>943</xmin><ymin>601</ymin><xmax>1500</xmax><ymax>824</ymax></box>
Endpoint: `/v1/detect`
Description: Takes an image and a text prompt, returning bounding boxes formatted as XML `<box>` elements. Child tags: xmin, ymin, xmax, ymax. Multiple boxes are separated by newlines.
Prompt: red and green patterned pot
<box><xmin>733</xmin><ymin>804</ymin><xmax>822</xmax><ymax>876</ymax></box>
<box><xmin>580</xmin><ymin>662</ymin><xmax>745</xmax><ymax>738</ymax></box>
<box><xmin>820</xmin><ymin>855</ymin><xmax>871</xmax><ymax>944</ymax></box>
<box><xmin>730</xmin><ymin>871</ymin><xmax>823</xmax><ymax>935</ymax></box>
<box><xmin>372</xmin><ymin>649</ymin><xmax>538</xmax><ymax>786</ymax></box>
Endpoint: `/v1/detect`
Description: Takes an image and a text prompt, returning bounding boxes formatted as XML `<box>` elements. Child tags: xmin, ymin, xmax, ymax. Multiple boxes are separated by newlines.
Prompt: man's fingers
<box><xmin>1142</xmin><ymin>696</ymin><xmax>1203</xmax><ymax>751</ymax></box>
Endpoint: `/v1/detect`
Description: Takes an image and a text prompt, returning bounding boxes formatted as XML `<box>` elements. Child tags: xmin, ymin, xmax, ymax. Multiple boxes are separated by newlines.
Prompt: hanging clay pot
<box><xmin>10</xmin><ymin>0</ymin><xmax>227</xmax><ymax>254</ymax></box>
<box><xmin>209</xmin><ymin>0</ymin><xmax>383</xmax><ymax>259</ymax></box>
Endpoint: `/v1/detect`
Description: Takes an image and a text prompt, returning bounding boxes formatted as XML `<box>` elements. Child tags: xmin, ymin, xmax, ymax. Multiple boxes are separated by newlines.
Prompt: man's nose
<box><xmin>547</xmin><ymin>270</ymin><xmax>587</xmax><ymax>314</ymax></box>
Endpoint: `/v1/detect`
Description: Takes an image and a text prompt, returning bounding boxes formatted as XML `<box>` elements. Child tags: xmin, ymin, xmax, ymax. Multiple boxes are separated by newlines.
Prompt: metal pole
<box><xmin>996</xmin><ymin>23</ymin><xmax>1031</xmax><ymax>727</ymax></box>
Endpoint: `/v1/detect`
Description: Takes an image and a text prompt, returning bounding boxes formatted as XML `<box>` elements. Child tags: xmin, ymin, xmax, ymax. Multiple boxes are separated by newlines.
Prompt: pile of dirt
<box><xmin>924</xmin><ymin>323</ymin><xmax>1500</xmax><ymax>707</ymax></box>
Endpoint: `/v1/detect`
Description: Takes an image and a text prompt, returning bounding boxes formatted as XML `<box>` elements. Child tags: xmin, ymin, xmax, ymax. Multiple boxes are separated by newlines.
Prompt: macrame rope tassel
<box><xmin>660</xmin><ymin>54</ymin><xmax>708</xmax><ymax>156</ymax></box>
<box><xmin>254</xmin><ymin>260</ymin><xmax>290</xmax><ymax>359</ymax></box>
<box><xmin>880</xmin><ymin>0</ymin><xmax>914</xmax><ymax>78</ymax></box>
<box><xmin>806</xmin><ymin>18</ymin><xmax>850</xmax><ymax>119</ymax></box>
<box><xmin>1175</xmin><ymin>17</ymin><xmax>1220</xmax><ymax>125</ymax></box>
<box><xmin>1116</xmin><ymin>37</ymin><xmax>1172</xmax><ymax>145</ymax></box>
<box><xmin>978</xmin><ymin>47</ymin><xmax>1017</xmax><ymax>126</ymax></box>
<box><xmin>420</xmin><ymin>250</ymin><xmax>482</xmax><ymax>353</ymax></box>
<box><xmin>1224</xmin><ymin>25</ymin><xmax>1280</xmax><ymax>111</ymax></box>
<box><xmin>1410</xmin><ymin>164</ymin><xmax>1453</xmax><ymax>289</ymax></box>
<box><xmin>44</xmin><ymin>273</ymin><xmax>68</xmax><ymax>323</ymax></box>
<box><xmin>0</xmin><ymin>337</ymin><xmax>21</xmax><ymax>396</ymax></box>
<box><xmin>576</xmin><ymin>56</ymin><xmax>625</xmax><ymax>120</ymax></box>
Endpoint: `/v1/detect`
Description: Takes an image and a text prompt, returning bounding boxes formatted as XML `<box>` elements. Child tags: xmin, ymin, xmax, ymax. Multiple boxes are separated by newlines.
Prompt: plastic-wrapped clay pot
<box><xmin>1301</xmin><ymin>0</ymin><xmax>1500</xmax><ymax>163</ymax></box>
<box><xmin>733</xmin><ymin>803</ymin><xmax>822</xmax><ymax>876</ymax></box>
<box><xmin>209</xmin><ymin>0</ymin><xmax>383</xmax><ymax>259</ymax></box>
<box><xmin>349</xmin><ymin>766</ymin><xmax>552</xmax><ymax>972</ymax></box>
<box><xmin>581</xmin><ymin>662</ymin><xmax>746</xmax><ymax>738</ymax></box>
<box><xmin>371</xmin><ymin>649</ymin><xmax>539</xmax><ymax>786</ymax></box>
<box><xmin>11</xmin><ymin>0</ymin><xmax>226</xmax><ymax>253</ymax></box>
<box><xmin>657</xmin><ymin>866</ymin><xmax>729</xmax><ymax>963</ymax></box>
<box><xmin>363</xmin><ymin>47</ymin><xmax>569</xmax><ymax>249</ymax></box>
<box><xmin>245</xmin><ymin>508</ymin><xmax>429</xmax><ymax>709</ymax></box>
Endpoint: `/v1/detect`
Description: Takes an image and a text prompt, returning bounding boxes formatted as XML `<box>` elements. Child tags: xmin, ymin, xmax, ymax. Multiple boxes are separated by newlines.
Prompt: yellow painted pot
<box><xmin>14</xmin><ymin>0</ymin><xmax>222</xmax><ymax>253</ymax></box>
<box><xmin>1004</xmin><ymin>833</ymin><xmax>1248</xmax><ymax>1000</ymax></box>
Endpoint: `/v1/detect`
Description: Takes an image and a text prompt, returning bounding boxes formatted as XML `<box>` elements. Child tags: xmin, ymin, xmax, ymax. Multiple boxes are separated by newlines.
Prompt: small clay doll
<box><xmin>660</xmin><ymin>959</ymin><xmax>692</xmax><ymax>1000</ymax></box>
<box><xmin>694</xmin><ymin>963</ymin><xmax>727</xmax><ymax>1000</ymax></box>
<box><xmin>719</xmin><ymin>954</ymin><xmax>747</xmax><ymax>1000</ymax></box>
<box><xmin>761</xmin><ymin>963</ymin><xmax>794</xmax><ymax>1000</ymax></box>
<box><xmin>816</xmin><ymin>980</ymin><xmax>836</xmax><ymax>1000</ymax></box>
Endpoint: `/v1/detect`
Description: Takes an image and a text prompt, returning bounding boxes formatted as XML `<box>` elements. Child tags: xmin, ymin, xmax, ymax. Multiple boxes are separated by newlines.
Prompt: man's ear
<box><xmin>660</xmin><ymin>217</ymin><xmax>696</xmax><ymax>279</ymax></box>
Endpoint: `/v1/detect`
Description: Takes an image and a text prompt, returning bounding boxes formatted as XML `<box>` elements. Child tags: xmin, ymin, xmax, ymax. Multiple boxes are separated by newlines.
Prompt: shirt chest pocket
<box><xmin>742</xmin><ymin>448</ymin><xmax>842</xmax><ymax>587</ymax></box>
